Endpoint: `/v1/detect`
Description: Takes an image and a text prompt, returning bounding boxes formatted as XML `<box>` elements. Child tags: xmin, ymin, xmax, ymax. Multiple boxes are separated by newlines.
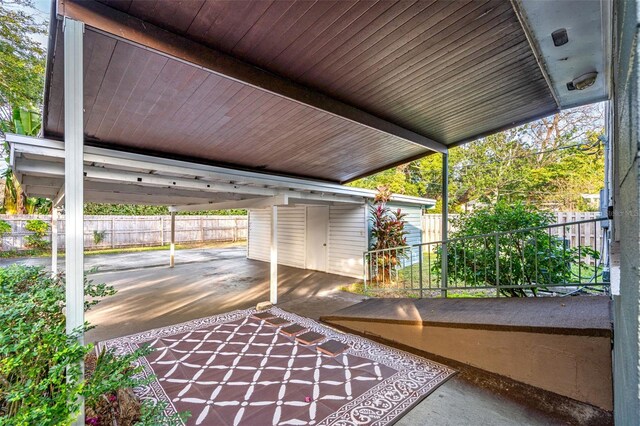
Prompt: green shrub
<box><xmin>0</xmin><ymin>265</ymin><xmax>88</xmax><ymax>423</ymax></box>
<box><xmin>24</xmin><ymin>219</ymin><xmax>50</xmax><ymax>250</ymax></box>
<box><xmin>433</xmin><ymin>201</ymin><xmax>599</xmax><ymax>297</ymax></box>
<box><xmin>0</xmin><ymin>220</ymin><xmax>11</xmax><ymax>239</ymax></box>
<box><xmin>0</xmin><ymin>265</ymin><xmax>189</xmax><ymax>424</ymax></box>
<box><xmin>92</xmin><ymin>230</ymin><xmax>107</xmax><ymax>245</ymax></box>
<box><xmin>368</xmin><ymin>187</ymin><xmax>409</xmax><ymax>284</ymax></box>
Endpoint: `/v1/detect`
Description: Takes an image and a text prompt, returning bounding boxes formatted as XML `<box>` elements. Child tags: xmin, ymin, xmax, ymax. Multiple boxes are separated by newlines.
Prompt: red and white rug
<box><xmin>98</xmin><ymin>307</ymin><xmax>455</xmax><ymax>425</ymax></box>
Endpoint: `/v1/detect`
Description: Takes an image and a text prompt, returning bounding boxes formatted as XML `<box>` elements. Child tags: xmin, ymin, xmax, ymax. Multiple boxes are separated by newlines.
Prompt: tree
<box><xmin>347</xmin><ymin>164</ymin><xmax>422</xmax><ymax>196</ymax></box>
<box><xmin>1</xmin><ymin>107</ymin><xmax>47</xmax><ymax>213</ymax></box>
<box><xmin>350</xmin><ymin>104</ymin><xmax>605</xmax><ymax>212</ymax></box>
<box><xmin>0</xmin><ymin>1</ymin><xmax>46</xmax><ymax>128</ymax></box>
<box><xmin>0</xmin><ymin>1</ymin><xmax>47</xmax><ymax>214</ymax></box>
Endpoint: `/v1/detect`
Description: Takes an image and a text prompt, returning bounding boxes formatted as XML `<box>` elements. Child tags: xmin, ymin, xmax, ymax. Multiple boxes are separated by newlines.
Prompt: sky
<box><xmin>5</xmin><ymin>0</ymin><xmax>51</xmax><ymax>47</ymax></box>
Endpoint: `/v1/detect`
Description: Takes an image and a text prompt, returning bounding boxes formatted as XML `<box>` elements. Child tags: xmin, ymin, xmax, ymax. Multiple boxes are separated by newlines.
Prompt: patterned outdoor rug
<box><xmin>98</xmin><ymin>307</ymin><xmax>455</xmax><ymax>425</ymax></box>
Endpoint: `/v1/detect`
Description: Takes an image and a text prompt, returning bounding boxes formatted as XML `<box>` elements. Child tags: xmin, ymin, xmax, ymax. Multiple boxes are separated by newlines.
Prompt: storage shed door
<box><xmin>306</xmin><ymin>206</ymin><xmax>329</xmax><ymax>271</ymax></box>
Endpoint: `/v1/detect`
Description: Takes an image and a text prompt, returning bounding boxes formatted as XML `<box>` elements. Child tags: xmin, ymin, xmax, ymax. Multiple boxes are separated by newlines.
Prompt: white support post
<box><xmin>441</xmin><ymin>152</ymin><xmax>449</xmax><ymax>298</ymax></box>
<box><xmin>51</xmin><ymin>207</ymin><xmax>58</xmax><ymax>275</ymax></box>
<box><xmin>170</xmin><ymin>212</ymin><xmax>176</xmax><ymax>267</ymax></box>
<box><xmin>270</xmin><ymin>206</ymin><xmax>278</xmax><ymax>304</ymax></box>
<box><xmin>64</xmin><ymin>17</ymin><xmax>85</xmax><ymax>425</ymax></box>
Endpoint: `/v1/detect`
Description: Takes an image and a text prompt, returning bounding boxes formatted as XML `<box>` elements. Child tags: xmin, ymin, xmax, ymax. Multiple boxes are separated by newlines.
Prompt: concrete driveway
<box><xmin>0</xmin><ymin>245</ymin><xmax>248</xmax><ymax>272</ymax></box>
<box><xmin>76</xmin><ymin>247</ymin><xmax>362</xmax><ymax>342</ymax></box>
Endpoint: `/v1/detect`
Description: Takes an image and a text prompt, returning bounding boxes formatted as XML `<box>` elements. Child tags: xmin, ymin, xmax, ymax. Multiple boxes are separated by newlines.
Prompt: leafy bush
<box><xmin>433</xmin><ymin>201</ymin><xmax>599</xmax><ymax>297</ymax></box>
<box><xmin>0</xmin><ymin>265</ymin><xmax>91</xmax><ymax>423</ymax></box>
<box><xmin>93</xmin><ymin>230</ymin><xmax>107</xmax><ymax>245</ymax></box>
<box><xmin>84</xmin><ymin>203</ymin><xmax>247</xmax><ymax>216</ymax></box>
<box><xmin>0</xmin><ymin>265</ymin><xmax>189</xmax><ymax>424</ymax></box>
<box><xmin>0</xmin><ymin>220</ymin><xmax>11</xmax><ymax>239</ymax></box>
<box><xmin>368</xmin><ymin>187</ymin><xmax>408</xmax><ymax>284</ymax></box>
<box><xmin>24</xmin><ymin>219</ymin><xmax>50</xmax><ymax>249</ymax></box>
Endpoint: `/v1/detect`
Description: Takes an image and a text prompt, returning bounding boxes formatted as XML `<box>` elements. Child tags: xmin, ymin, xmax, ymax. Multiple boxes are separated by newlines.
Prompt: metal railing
<box><xmin>363</xmin><ymin>217</ymin><xmax>610</xmax><ymax>298</ymax></box>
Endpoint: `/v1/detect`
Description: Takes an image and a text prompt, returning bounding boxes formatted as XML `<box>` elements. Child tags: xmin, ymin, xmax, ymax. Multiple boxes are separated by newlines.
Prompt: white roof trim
<box><xmin>6</xmin><ymin>134</ymin><xmax>436</xmax><ymax>208</ymax></box>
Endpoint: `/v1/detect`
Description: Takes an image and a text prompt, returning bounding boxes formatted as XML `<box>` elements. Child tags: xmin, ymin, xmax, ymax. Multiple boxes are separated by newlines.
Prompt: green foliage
<box><xmin>433</xmin><ymin>202</ymin><xmax>599</xmax><ymax>297</ymax></box>
<box><xmin>450</xmin><ymin>201</ymin><xmax>555</xmax><ymax>237</ymax></box>
<box><xmin>350</xmin><ymin>106</ymin><xmax>605</xmax><ymax>212</ymax></box>
<box><xmin>0</xmin><ymin>220</ymin><xmax>10</xmax><ymax>238</ymax></box>
<box><xmin>0</xmin><ymin>266</ymin><xmax>98</xmax><ymax>424</ymax></box>
<box><xmin>136</xmin><ymin>400</ymin><xmax>191</xmax><ymax>426</ymax></box>
<box><xmin>24</xmin><ymin>196</ymin><xmax>51</xmax><ymax>215</ymax></box>
<box><xmin>0</xmin><ymin>4</ymin><xmax>46</xmax><ymax>127</ymax></box>
<box><xmin>368</xmin><ymin>189</ymin><xmax>409</xmax><ymax>284</ymax></box>
<box><xmin>369</xmin><ymin>204</ymin><xmax>408</xmax><ymax>251</ymax></box>
<box><xmin>84</xmin><ymin>203</ymin><xmax>247</xmax><ymax>216</ymax></box>
<box><xmin>0</xmin><ymin>1</ymin><xmax>49</xmax><ymax>214</ymax></box>
<box><xmin>83</xmin><ymin>345</ymin><xmax>154</xmax><ymax>409</ymax></box>
<box><xmin>2</xmin><ymin>107</ymin><xmax>41</xmax><ymax>136</ymax></box>
<box><xmin>0</xmin><ymin>248</ymin><xmax>45</xmax><ymax>258</ymax></box>
<box><xmin>1</xmin><ymin>107</ymin><xmax>47</xmax><ymax>214</ymax></box>
<box><xmin>348</xmin><ymin>164</ymin><xmax>422</xmax><ymax>197</ymax></box>
<box><xmin>92</xmin><ymin>230</ymin><xmax>107</xmax><ymax>245</ymax></box>
<box><xmin>0</xmin><ymin>264</ymin><xmax>186</xmax><ymax>424</ymax></box>
<box><xmin>24</xmin><ymin>219</ymin><xmax>49</xmax><ymax>249</ymax></box>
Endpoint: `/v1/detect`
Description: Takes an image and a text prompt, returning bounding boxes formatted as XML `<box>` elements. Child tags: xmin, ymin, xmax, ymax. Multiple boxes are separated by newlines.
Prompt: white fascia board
<box><xmin>8</xmin><ymin>134</ymin><xmax>436</xmax><ymax>206</ymax></box>
<box><xmin>387</xmin><ymin>194</ymin><xmax>437</xmax><ymax>207</ymax></box>
<box><xmin>14</xmin><ymin>158</ymin><xmax>278</xmax><ymax>198</ymax></box>
<box><xmin>170</xmin><ymin>194</ymin><xmax>288</xmax><ymax>212</ymax></box>
<box><xmin>84</xmin><ymin>192</ymin><xmax>215</xmax><ymax>205</ymax></box>
<box><xmin>14</xmin><ymin>158</ymin><xmax>64</xmax><ymax>176</ymax></box>
<box><xmin>285</xmin><ymin>192</ymin><xmax>364</xmax><ymax>205</ymax></box>
<box><xmin>171</xmin><ymin>191</ymin><xmax>363</xmax><ymax>212</ymax></box>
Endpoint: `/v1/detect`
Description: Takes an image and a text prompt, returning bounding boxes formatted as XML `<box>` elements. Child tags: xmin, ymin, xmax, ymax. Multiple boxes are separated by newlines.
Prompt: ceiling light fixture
<box><xmin>571</xmin><ymin>72</ymin><xmax>598</xmax><ymax>90</ymax></box>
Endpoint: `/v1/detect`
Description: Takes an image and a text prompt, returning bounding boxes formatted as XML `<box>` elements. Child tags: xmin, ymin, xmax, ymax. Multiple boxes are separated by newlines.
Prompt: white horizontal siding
<box><xmin>386</xmin><ymin>203</ymin><xmax>422</xmax><ymax>246</ymax></box>
<box><xmin>387</xmin><ymin>203</ymin><xmax>423</xmax><ymax>264</ymax></box>
<box><xmin>276</xmin><ymin>207</ymin><xmax>306</xmax><ymax>268</ymax></box>
<box><xmin>249</xmin><ymin>204</ymin><xmax>369</xmax><ymax>278</ymax></box>
<box><xmin>247</xmin><ymin>209</ymin><xmax>271</xmax><ymax>262</ymax></box>
<box><xmin>328</xmin><ymin>204</ymin><xmax>367</xmax><ymax>278</ymax></box>
<box><xmin>247</xmin><ymin>207</ymin><xmax>306</xmax><ymax>268</ymax></box>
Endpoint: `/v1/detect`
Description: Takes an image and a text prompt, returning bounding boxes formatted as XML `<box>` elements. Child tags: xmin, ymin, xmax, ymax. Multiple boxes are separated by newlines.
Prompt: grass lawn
<box><xmin>338</xmin><ymin>280</ymin><xmax>496</xmax><ymax>299</ymax></box>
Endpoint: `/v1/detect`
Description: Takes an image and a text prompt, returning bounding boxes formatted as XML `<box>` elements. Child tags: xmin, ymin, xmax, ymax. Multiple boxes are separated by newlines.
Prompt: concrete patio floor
<box><xmin>3</xmin><ymin>247</ymin><xmax>579</xmax><ymax>424</ymax></box>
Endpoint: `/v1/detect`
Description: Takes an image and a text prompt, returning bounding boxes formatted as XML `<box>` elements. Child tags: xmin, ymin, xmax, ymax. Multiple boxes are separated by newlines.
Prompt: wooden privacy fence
<box><xmin>422</xmin><ymin>212</ymin><xmax>605</xmax><ymax>251</ymax></box>
<box><xmin>0</xmin><ymin>215</ymin><xmax>248</xmax><ymax>251</ymax></box>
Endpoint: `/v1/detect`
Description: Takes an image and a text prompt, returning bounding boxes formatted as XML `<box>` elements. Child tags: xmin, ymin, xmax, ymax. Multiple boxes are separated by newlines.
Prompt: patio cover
<box><xmin>44</xmin><ymin>0</ymin><xmax>611</xmax><ymax>184</ymax></box>
<box><xmin>8</xmin><ymin>134</ymin><xmax>435</xmax><ymax>209</ymax></box>
<box><xmin>21</xmin><ymin>3</ymin><xmax>613</xmax><ymax>422</ymax></box>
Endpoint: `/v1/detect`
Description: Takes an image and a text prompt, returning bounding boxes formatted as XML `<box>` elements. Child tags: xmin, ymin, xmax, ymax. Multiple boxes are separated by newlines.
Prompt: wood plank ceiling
<box><xmin>44</xmin><ymin>0</ymin><xmax>558</xmax><ymax>183</ymax></box>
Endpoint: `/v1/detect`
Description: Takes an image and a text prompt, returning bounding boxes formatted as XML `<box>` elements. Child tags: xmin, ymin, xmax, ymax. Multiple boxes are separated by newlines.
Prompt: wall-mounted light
<box><xmin>567</xmin><ymin>72</ymin><xmax>598</xmax><ymax>91</ymax></box>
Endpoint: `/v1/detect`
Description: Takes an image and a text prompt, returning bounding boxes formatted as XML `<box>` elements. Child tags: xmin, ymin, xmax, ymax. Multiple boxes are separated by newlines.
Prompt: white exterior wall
<box><xmin>327</xmin><ymin>204</ymin><xmax>368</xmax><ymax>278</ymax></box>
<box><xmin>248</xmin><ymin>204</ymin><xmax>367</xmax><ymax>278</ymax></box>
<box><xmin>275</xmin><ymin>207</ymin><xmax>306</xmax><ymax>268</ymax></box>
<box><xmin>388</xmin><ymin>203</ymin><xmax>422</xmax><ymax>264</ymax></box>
<box><xmin>247</xmin><ymin>209</ymin><xmax>271</xmax><ymax>262</ymax></box>
<box><xmin>248</xmin><ymin>203</ymin><xmax>422</xmax><ymax>279</ymax></box>
<box><xmin>387</xmin><ymin>203</ymin><xmax>422</xmax><ymax>245</ymax></box>
<box><xmin>248</xmin><ymin>207</ymin><xmax>306</xmax><ymax>268</ymax></box>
